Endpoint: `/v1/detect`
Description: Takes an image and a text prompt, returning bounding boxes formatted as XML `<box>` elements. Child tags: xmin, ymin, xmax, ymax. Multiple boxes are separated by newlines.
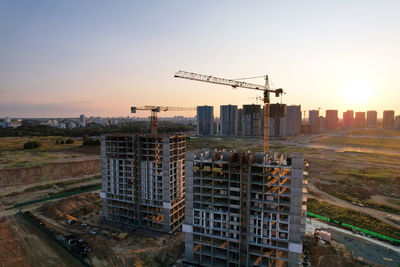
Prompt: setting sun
<box><xmin>342</xmin><ymin>80</ymin><xmax>375</xmax><ymax>107</ymax></box>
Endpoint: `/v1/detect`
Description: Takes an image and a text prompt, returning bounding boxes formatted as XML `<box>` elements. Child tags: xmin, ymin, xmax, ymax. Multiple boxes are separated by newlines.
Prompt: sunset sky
<box><xmin>1</xmin><ymin>1</ymin><xmax>399</xmax><ymax>118</ymax></box>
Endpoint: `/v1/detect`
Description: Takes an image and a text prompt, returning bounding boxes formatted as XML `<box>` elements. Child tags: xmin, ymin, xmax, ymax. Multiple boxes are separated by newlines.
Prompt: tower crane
<box><xmin>174</xmin><ymin>71</ymin><xmax>284</xmax><ymax>153</ymax></box>
<box><xmin>131</xmin><ymin>105</ymin><xmax>195</xmax><ymax>134</ymax></box>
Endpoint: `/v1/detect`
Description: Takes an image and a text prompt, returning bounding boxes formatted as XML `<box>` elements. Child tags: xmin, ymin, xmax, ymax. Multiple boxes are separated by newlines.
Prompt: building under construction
<box><xmin>183</xmin><ymin>150</ymin><xmax>308</xmax><ymax>267</ymax></box>
<box><xmin>100</xmin><ymin>133</ymin><xmax>186</xmax><ymax>233</ymax></box>
<box><xmin>242</xmin><ymin>104</ymin><xmax>262</xmax><ymax>137</ymax></box>
<box><xmin>269</xmin><ymin>103</ymin><xmax>287</xmax><ymax>138</ymax></box>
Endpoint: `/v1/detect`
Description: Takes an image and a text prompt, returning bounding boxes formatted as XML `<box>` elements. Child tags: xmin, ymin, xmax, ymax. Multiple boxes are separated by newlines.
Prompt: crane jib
<box><xmin>174</xmin><ymin>70</ymin><xmax>285</xmax><ymax>154</ymax></box>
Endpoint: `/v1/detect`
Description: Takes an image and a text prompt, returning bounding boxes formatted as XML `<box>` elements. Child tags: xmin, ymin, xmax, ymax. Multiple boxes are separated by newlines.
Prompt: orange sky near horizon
<box><xmin>1</xmin><ymin>1</ymin><xmax>399</xmax><ymax>118</ymax></box>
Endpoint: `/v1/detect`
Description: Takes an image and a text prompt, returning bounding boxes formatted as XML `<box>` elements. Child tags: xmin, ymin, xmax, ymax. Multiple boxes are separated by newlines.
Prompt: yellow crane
<box><xmin>174</xmin><ymin>71</ymin><xmax>284</xmax><ymax>153</ymax></box>
<box><xmin>131</xmin><ymin>105</ymin><xmax>195</xmax><ymax>134</ymax></box>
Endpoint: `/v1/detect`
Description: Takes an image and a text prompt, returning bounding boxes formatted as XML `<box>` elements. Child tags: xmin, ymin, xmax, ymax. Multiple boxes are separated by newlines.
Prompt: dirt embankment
<box><xmin>38</xmin><ymin>193</ymin><xmax>101</xmax><ymax>219</ymax></box>
<box><xmin>0</xmin><ymin>159</ymin><xmax>101</xmax><ymax>187</ymax></box>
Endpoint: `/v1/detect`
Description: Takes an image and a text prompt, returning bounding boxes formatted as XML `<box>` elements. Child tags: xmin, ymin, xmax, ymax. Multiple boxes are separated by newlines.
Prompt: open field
<box><xmin>0</xmin><ymin>136</ymin><xmax>100</xmax><ymax>188</ymax></box>
<box><xmin>0</xmin><ymin>136</ymin><xmax>83</xmax><ymax>152</ymax></box>
<box><xmin>341</xmin><ymin>128</ymin><xmax>400</xmax><ymax>137</ymax></box>
<box><xmin>0</xmin><ymin>136</ymin><xmax>99</xmax><ymax>170</ymax></box>
<box><xmin>312</xmin><ymin>135</ymin><xmax>400</xmax><ymax>151</ymax></box>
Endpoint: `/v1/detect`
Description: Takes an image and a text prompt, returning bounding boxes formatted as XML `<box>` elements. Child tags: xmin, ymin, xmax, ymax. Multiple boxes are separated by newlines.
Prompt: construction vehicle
<box><xmin>131</xmin><ymin>105</ymin><xmax>195</xmax><ymax>134</ymax></box>
<box><xmin>174</xmin><ymin>71</ymin><xmax>284</xmax><ymax>153</ymax></box>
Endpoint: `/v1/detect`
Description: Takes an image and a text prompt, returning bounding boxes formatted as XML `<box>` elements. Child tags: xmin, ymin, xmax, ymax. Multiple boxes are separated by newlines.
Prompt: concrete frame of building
<box><xmin>100</xmin><ymin>133</ymin><xmax>186</xmax><ymax>233</ymax></box>
<box><xmin>183</xmin><ymin>150</ymin><xmax>308</xmax><ymax>267</ymax></box>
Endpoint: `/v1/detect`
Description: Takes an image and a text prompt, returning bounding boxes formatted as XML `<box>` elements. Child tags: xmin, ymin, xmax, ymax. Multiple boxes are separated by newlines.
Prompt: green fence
<box><xmin>307</xmin><ymin>211</ymin><xmax>400</xmax><ymax>244</ymax></box>
<box><xmin>306</xmin><ymin>211</ymin><xmax>330</xmax><ymax>222</ymax></box>
<box><xmin>14</xmin><ymin>185</ymin><xmax>101</xmax><ymax>208</ymax></box>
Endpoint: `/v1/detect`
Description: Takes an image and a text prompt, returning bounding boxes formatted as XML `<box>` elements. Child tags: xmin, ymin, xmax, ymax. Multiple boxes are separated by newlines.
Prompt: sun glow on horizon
<box><xmin>341</xmin><ymin>80</ymin><xmax>375</xmax><ymax>109</ymax></box>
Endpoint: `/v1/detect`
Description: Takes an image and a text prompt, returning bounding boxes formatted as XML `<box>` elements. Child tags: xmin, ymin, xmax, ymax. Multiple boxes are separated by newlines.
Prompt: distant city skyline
<box><xmin>1</xmin><ymin>105</ymin><xmax>398</xmax><ymax>120</ymax></box>
<box><xmin>1</xmin><ymin>1</ymin><xmax>400</xmax><ymax>117</ymax></box>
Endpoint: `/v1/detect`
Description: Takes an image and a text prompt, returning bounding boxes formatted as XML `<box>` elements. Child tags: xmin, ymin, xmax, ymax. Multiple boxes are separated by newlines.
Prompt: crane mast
<box><xmin>174</xmin><ymin>71</ymin><xmax>283</xmax><ymax>153</ymax></box>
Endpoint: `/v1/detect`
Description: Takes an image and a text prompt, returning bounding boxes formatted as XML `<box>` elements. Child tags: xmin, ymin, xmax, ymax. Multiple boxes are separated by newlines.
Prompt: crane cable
<box><xmin>231</xmin><ymin>75</ymin><xmax>267</xmax><ymax>81</ymax></box>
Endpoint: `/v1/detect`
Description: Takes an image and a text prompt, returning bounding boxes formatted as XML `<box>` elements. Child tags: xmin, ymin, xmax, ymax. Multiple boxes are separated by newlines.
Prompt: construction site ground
<box><xmin>0</xmin><ymin>174</ymin><xmax>101</xmax><ymax>213</ymax></box>
<box><xmin>1</xmin><ymin>132</ymin><xmax>400</xmax><ymax>266</ymax></box>
<box><xmin>0</xmin><ymin>214</ymin><xmax>85</xmax><ymax>267</ymax></box>
<box><xmin>302</xmin><ymin>233</ymin><xmax>357</xmax><ymax>267</ymax></box>
<box><xmin>30</xmin><ymin>192</ymin><xmax>183</xmax><ymax>266</ymax></box>
<box><xmin>306</xmin><ymin>218</ymin><xmax>400</xmax><ymax>266</ymax></box>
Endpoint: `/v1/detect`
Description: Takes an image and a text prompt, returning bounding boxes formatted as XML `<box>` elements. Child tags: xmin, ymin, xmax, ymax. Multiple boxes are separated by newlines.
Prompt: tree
<box><xmin>83</xmin><ymin>138</ymin><xmax>100</xmax><ymax>146</ymax></box>
<box><xmin>66</xmin><ymin>138</ymin><xmax>74</xmax><ymax>144</ymax></box>
<box><xmin>23</xmin><ymin>141</ymin><xmax>41</xmax><ymax>149</ymax></box>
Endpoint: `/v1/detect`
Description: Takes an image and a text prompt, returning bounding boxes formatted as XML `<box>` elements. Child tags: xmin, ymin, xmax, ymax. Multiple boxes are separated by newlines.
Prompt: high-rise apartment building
<box><xmin>325</xmin><ymin>110</ymin><xmax>338</xmax><ymax>131</ymax></box>
<box><xmin>342</xmin><ymin>110</ymin><xmax>354</xmax><ymax>128</ymax></box>
<box><xmin>395</xmin><ymin>116</ymin><xmax>400</xmax><ymax>129</ymax></box>
<box><xmin>220</xmin><ymin>105</ymin><xmax>238</xmax><ymax>136</ymax></box>
<box><xmin>184</xmin><ymin>150</ymin><xmax>308</xmax><ymax>267</ymax></box>
<box><xmin>197</xmin><ymin>106</ymin><xmax>214</xmax><ymax>135</ymax></box>
<box><xmin>100</xmin><ymin>133</ymin><xmax>186</xmax><ymax>233</ymax></box>
<box><xmin>269</xmin><ymin>104</ymin><xmax>287</xmax><ymax>138</ymax></box>
<box><xmin>367</xmin><ymin>111</ymin><xmax>377</xmax><ymax>128</ymax></box>
<box><xmin>354</xmin><ymin>112</ymin><xmax>366</xmax><ymax>128</ymax></box>
<box><xmin>286</xmin><ymin>105</ymin><xmax>301</xmax><ymax>136</ymax></box>
<box><xmin>383</xmin><ymin>110</ymin><xmax>395</xmax><ymax>129</ymax></box>
<box><xmin>319</xmin><ymin>116</ymin><xmax>325</xmax><ymax>134</ymax></box>
<box><xmin>308</xmin><ymin>110</ymin><xmax>319</xmax><ymax>134</ymax></box>
<box><xmin>237</xmin><ymin>108</ymin><xmax>243</xmax><ymax>136</ymax></box>
<box><xmin>242</xmin><ymin>104</ymin><xmax>262</xmax><ymax>137</ymax></box>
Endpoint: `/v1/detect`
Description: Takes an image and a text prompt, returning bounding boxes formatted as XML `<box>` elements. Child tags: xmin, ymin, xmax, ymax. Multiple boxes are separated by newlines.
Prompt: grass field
<box><xmin>187</xmin><ymin>137</ymin><xmax>258</xmax><ymax>152</ymax></box>
<box><xmin>308</xmin><ymin>198</ymin><xmax>400</xmax><ymax>240</ymax></box>
<box><xmin>313</xmin><ymin>135</ymin><xmax>400</xmax><ymax>150</ymax></box>
<box><xmin>342</xmin><ymin>128</ymin><xmax>400</xmax><ymax>137</ymax></box>
<box><xmin>335</xmin><ymin>167</ymin><xmax>399</xmax><ymax>183</ymax></box>
<box><xmin>328</xmin><ymin>150</ymin><xmax>400</xmax><ymax>165</ymax></box>
<box><xmin>0</xmin><ymin>137</ymin><xmax>87</xmax><ymax>169</ymax></box>
<box><xmin>0</xmin><ymin>136</ymin><xmax>82</xmax><ymax>152</ymax></box>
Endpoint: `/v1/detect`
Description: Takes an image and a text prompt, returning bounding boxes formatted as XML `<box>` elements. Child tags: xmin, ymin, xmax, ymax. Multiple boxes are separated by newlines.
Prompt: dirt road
<box><xmin>0</xmin><ymin>215</ymin><xmax>86</xmax><ymax>267</ymax></box>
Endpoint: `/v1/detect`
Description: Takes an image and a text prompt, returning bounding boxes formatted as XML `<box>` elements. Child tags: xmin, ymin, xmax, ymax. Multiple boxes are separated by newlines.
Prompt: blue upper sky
<box><xmin>1</xmin><ymin>1</ymin><xmax>399</xmax><ymax>117</ymax></box>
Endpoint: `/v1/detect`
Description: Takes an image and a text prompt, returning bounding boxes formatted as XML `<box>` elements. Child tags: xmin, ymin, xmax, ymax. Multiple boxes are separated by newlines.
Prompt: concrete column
<box><xmin>184</xmin><ymin>153</ymin><xmax>194</xmax><ymax>262</ymax></box>
<box><xmin>162</xmin><ymin>137</ymin><xmax>171</xmax><ymax>232</ymax></box>
<box><xmin>100</xmin><ymin>135</ymin><xmax>109</xmax><ymax>219</ymax></box>
<box><xmin>288</xmin><ymin>153</ymin><xmax>304</xmax><ymax>267</ymax></box>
